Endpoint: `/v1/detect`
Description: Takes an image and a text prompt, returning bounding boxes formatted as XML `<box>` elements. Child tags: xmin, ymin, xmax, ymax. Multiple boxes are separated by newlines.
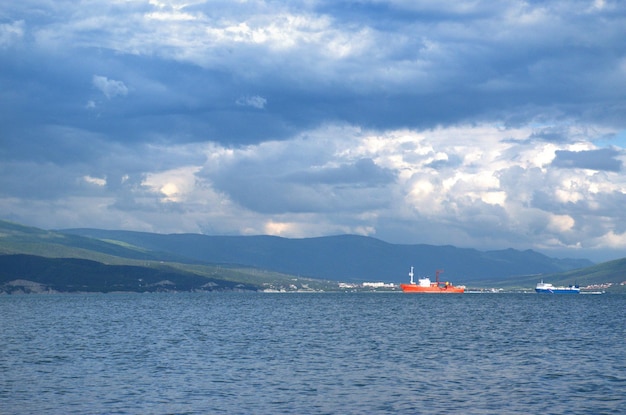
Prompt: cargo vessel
<box><xmin>535</xmin><ymin>280</ymin><xmax>580</xmax><ymax>294</ymax></box>
<box><xmin>400</xmin><ymin>267</ymin><xmax>464</xmax><ymax>293</ymax></box>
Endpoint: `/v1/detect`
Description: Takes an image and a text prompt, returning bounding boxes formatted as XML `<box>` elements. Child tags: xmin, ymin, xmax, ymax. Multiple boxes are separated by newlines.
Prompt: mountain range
<box><xmin>59</xmin><ymin>228</ymin><xmax>592</xmax><ymax>283</ymax></box>
<box><xmin>1</xmin><ymin>219</ymin><xmax>625</xmax><ymax>293</ymax></box>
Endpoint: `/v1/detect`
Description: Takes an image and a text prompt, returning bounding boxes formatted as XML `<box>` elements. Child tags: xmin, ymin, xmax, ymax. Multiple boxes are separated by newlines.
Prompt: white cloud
<box><xmin>142</xmin><ymin>166</ymin><xmax>201</xmax><ymax>202</ymax></box>
<box><xmin>0</xmin><ymin>20</ymin><xmax>24</xmax><ymax>48</ymax></box>
<box><xmin>547</xmin><ymin>214</ymin><xmax>576</xmax><ymax>233</ymax></box>
<box><xmin>92</xmin><ymin>75</ymin><xmax>128</xmax><ymax>99</ymax></box>
<box><xmin>236</xmin><ymin>95</ymin><xmax>267</xmax><ymax>109</ymax></box>
<box><xmin>149</xmin><ymin>123</ymin><xmax>614</xmax><ymax>255</ymax></box>
<box><xmin>3</xmin><ymin>120</ymin><xmax>626</xmax><ymax>260</ymax></box>
<box><xmin>596</xmin><ymin>230</ymin><xmax>626</xmax><ymax>249</ymax></box>
<box><xmin>83</xmin><ymin>175</ymin><xmax>106</xmax><ymax>186</ymax></box>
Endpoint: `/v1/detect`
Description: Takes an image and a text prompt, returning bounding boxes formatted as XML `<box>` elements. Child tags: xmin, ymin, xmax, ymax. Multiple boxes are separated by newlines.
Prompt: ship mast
<box><xmin>409</xmin><ymin>266</ymin><xmax>414</xmax><ymax>284</ymax></box>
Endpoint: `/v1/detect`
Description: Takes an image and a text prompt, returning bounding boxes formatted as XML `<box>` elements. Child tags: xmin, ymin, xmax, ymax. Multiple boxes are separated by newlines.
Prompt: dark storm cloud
<box><xmin>209</xmin><ymin>155</ymin><xmax>395</xmax><ymax>214</ymax></box>
<box><xmin>2</xmin><ymin>0</ymin><xmax>625</xmax><ymax>151</ymax></box>
<box><xmin>528</xmin><ymin>127</ymin><xmax>571</xmax><ymax>143</ymax></box>
<box><xmin>287</xmin><ymin>158</ymin><xmax>396</xmax><ymax>185</ymax></box>
<box><xmin>551</xmin><ymin>148</ymin><xmax>623</xmax><ymax>171</ymax></box>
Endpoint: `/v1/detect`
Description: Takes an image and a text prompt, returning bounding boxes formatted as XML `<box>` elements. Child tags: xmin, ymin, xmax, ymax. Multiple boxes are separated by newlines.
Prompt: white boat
<box><xmin>535</xmin><ymin>280</ymin><xmax>580</xmax><ymax>294</ymax></box>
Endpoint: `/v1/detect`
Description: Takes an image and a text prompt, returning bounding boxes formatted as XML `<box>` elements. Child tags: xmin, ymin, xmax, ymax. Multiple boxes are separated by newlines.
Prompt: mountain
<box><xmin>0</xmin><ymin>220</ymin><xmax>337</xmax><ymax>293</ymax></box>
<box><xmin>2</xmin><ymin>220</ymin><xmax>624</xmax><ymax>292</ymax></box>
<box><xmin>59</xmin><ymin>228</ymin><xmax>593</xmax><ymax>283</ymax></box>
<box><xmin>531</xmin><ymin>257</ymin><xmax>626</xmax><ymax>290</ymax></box>
<box><xmin>0</xmin><ymin>220</ymin><xmax>198</xmax><ymax>264</ymax></box>
<box><xmin>0</xmin><ymin>254</ymin><xmax>255</xmax><ymax>293</ymax></box>
<box><xmin>473</xmin><ymin>257</ymin><xmax>626</xmax><ymax>292</ymax></box>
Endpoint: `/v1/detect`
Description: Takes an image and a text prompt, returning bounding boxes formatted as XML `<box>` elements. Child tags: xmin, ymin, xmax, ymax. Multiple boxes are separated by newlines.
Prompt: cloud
<box><xmin>1</xmin><ymin>0</ymin><xmax>626</xmax><ymax>262</ymax></box>
<box><xmin>3</xmin><ymin>1</ymin><xmax>625</xmax><ymax>146</ymax></box>
<box><xmin>551</xmin><ymin>148</ymin><xmax>623</xmax><ymax>171</ymax></box>
<box><xmin>287</xmin><ymin>158</ymin><xmax>395</xmax><ymax>186</ymax></box>
<box><xmin>3</xmin><ymin>122</ymin><xmax>626</xmax><ymax>261</ymax></box>
<box><xmin>142</xmin><ymin>166</ymin><xmax>201</xmax><ymax>203</ymax></box>
<box><xmin>236</xmin><ymin>95</ymin><xmax>267</xmax><ymax>109</ymax></box>
<box><xmin>0</xmin><ymin>20</ymin><xmax>24</xmax><ymax>48</ymax></box>
<box><xmin>92</xmin><ymin>75</ymin><xmax>128</xmax><ymax>99</ymax></box>
<box><xmin>83</xmin><ymin>175</ymin><xmax>106</xmax><ymax>186</ymax></box>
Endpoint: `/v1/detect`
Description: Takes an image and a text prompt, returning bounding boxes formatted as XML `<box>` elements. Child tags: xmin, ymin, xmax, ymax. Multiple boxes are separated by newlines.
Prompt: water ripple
<box><xmin>1</xmin><ymin>293</ymin><xmax>625</xmax><ymax>414</ymax></box>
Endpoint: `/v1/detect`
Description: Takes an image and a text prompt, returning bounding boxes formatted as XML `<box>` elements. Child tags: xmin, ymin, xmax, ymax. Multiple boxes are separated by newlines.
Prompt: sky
<box><xmin>1</xmin><ymin>0</ymin><xmax>626</xmax><ymax>262</ymax></box>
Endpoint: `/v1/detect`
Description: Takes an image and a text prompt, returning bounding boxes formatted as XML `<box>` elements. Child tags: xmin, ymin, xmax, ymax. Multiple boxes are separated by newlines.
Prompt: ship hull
<box><xmin>400</xmin><ymin>284</ymin><xmax>464</xmax><ymax>293</ymax></box>
<box><xmin>535</xmin><ymin>288</ymin><xmax>580</xmax><ymax>294</ymax></box>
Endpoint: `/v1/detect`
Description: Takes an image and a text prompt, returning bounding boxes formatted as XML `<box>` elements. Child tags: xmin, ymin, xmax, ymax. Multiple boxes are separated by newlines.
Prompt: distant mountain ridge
<box><xmin>4</xmin><ymin>220</ymin><xmax>625</xmax><ymax>292</ymax></box>
<box><xmin>59</xmin><ymin>228</ymin><xmax>593</xmax><ymax>283</ymax></box>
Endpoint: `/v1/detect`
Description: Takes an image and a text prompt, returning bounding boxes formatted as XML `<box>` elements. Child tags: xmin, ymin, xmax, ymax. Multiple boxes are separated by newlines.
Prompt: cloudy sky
<box><xmin>2</xmin><ymin>0</ymin><xmax>626</xmax><ymax>262</ymax></box>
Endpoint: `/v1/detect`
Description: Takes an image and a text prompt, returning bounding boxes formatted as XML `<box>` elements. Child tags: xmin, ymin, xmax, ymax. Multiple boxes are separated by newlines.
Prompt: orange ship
<box><xmin>400</xmin><ymin>267</ymin><xmax>465</xmax><ymax>293</ymax></box>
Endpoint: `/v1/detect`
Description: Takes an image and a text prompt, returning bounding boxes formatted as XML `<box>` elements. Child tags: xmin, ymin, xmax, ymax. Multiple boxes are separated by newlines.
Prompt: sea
<box><xmin>1</xmin><ymin>292</ymin><xmax>625</xmax><ymax>415</ymax></box>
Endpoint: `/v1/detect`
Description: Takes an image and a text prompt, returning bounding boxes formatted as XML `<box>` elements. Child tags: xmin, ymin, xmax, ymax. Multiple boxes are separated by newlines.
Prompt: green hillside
<box><xmin>472</xmin><ymin>258</ymin><xmax>626</xmax><ymax>293</ymax></box>
<box><xmin>0</xmin><ymin>220</ymin><xmax>196</xmax><ymax>264</ymax></box>
<box><xmin>541</xmin><ymin>258</ymin><xmax>626</xmax><ymax>292</ymax></box>
<box><xmin>0</xmin><ymin>220</ymin><xmax>337</xmax><ymax>293</ymax></box>
<box><xmin>0</xmin><ymin>254</ymin><xmax>257</xmax><ymax>293</ymax></box>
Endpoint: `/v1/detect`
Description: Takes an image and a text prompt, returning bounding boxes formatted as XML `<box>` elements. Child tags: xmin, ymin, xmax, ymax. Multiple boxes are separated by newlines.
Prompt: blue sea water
<box><xmin>1</xmin><ymin>292</ymin><xmax>625</xmax><ymax>415</ymax></box>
